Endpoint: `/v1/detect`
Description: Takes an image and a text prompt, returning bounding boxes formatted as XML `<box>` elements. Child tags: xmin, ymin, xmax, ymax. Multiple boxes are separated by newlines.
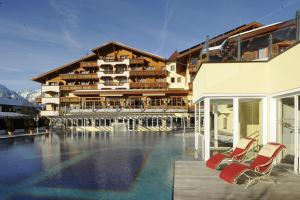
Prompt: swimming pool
<box><xmin>0</xmin><ymin>131</ymin><xmax>197</xmax><ymax>199</ymax></box>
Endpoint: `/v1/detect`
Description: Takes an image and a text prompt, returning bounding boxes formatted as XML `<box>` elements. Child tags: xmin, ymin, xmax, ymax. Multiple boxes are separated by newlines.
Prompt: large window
<box><xmin>239</xmin><ymin>98</ymin><xmax>262</xmax><ymax>144</ymax></box>
<box><xmin>210</xmin><ymin>99</ymin><xmax>233</xmax><ymax>149</ymax></box>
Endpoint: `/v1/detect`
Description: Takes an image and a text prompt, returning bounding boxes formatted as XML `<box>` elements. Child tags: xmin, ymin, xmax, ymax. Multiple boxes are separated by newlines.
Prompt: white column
<box><xmin>294</xmin><ymin>95</ymin><xmax>299</xmax><ymax>174</ymax></box>
<box><xmin>262</xmin><ymin>97</ymin><xmax>268</xmax><ymax>144</ymax></box>
<box><xmin>269</xmin><ymin>97</ymin><xmax>277</xmax><ymax>142</ymax></box>
<box><xmin>213</xmin><ymin>105</ymin><xmax>218</xmax><ymax>148</ymax></box>
<box><xmin>233</xmin><ymin>98</ymin><xmax>239</xmax><ymax>147</ymax></box>
<box><xmin>195</xmin><ymin>102</ymin><xmax>199</xmax><ymax>150</ymax></box>
<box><xmin>204</xmin><ymin>98</ymin><xmax>210</xmax><ymax>161</ymax></box>
<box><xmin>198</xmin><ymin>102</ymin><xmax>201</xmax><ymax>134</ymax></box>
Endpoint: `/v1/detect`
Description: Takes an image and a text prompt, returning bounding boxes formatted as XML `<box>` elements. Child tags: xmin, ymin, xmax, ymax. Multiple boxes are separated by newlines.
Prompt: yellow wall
<box><xmin>193</xmin><ymin>44</ymin><xmax>300</xmax><ymax>102</ymax></box>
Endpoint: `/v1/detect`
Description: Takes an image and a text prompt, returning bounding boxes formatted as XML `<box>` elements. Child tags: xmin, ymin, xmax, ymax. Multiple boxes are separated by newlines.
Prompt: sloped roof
<box><xmin>32</xmin><ymin>53</ymin><xmax>97</xmax><ymax>83</ymax></box>
<box><xmin>32</xmin><ymin>41</ymin><xmax>166</xmax><ymax>83</ymax></box>
<box><xmin>92</xmin><ymin>41</ymin><xmax>166</xmax><ymax>61</ymax></box>
<box><xmin>168</xmin><ymin>50</ymin><xmax>179</xmax><ymax>62</ymax></box>
<box><xmin>0</xmin><ymin>84</ymin><xmax>35</xmax><ymax>107</ymax></box>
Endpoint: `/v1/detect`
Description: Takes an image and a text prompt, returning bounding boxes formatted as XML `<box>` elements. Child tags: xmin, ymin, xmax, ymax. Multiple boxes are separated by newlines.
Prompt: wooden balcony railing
<box><xmin>129</xmin><ymin>69</ymin><xmax>168</xmax><ymax>76</ymax></box>
<box><xmin>35</xmin><ymin>96</ymin><xmax>42</xmax><ymax>103</ymax></box>
<box><xmin>60</xmin><ymin>97</ymin><xmax>80</xmax><ymax>103</ymax></box>
<box><xmin>101</xmin><ymin>82</ymin><xmax>127</xmax><ymax>86</ymax></box>
<box><xmin>60</xmin><ymin>74</ymin><xmax>98</xmax><ymax>80</ymax></box>
<box><xmin>129</xmin><ymin>58</ymin><xmax>146</xmax><ymax>65</ymax></box>
<box><xmin>188</xmin><ymin>82</ymin><xmax>193</xmax><ymax>91</ymax></box>
<box><xmin>60</xmin><ymin>85</ymin><xmax>98</xmax><ymax>91</ymax></box>
<box><xmin>188</xmin><ymin>64</ymin><xmax>198</xmax><ymax>74</ymax></box>
<box><xmin>130</xmin><ymin>82</ymin><xmax>168</xmax><ymax>89</ymax></box>
<box><xmin>80</xmin><ymin>61</ymin><xmax>98</xmax><ymax>68</ymax></box>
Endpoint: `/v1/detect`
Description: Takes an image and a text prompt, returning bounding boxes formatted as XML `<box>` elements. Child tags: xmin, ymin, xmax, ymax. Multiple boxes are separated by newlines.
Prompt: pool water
<box><xmin>0</xmin><ymin>131</ymin><xmax>198</xmax><ymax>200</ymax></box>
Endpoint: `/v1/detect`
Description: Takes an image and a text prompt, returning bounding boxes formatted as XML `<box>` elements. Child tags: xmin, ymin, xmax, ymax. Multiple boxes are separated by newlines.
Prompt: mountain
<box><xmin>17</xmin><ymin>89</ymin><xmax>41</xmax><ymax>103</ymax></box>
<box><xmin>0</xmin><ymin>84</ymin><xmax>35</xmax><ymax>107</ymax></box>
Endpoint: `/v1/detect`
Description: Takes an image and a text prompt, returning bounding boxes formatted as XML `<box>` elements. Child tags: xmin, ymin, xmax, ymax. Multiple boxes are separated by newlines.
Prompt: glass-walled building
<box><xmin>193</xmin><ymin>18</ymin><xmax>300</xmax><ymax>174</ymax></box>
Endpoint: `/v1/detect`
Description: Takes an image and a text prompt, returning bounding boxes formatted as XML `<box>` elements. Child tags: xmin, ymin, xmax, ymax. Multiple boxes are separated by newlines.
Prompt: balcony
<box><xmin>129</xmin><ymin>82</ymin><xmax>168</xmax><ymax>89</ymax></box>
<box><xmin>60</xmin><ymin>74</ymin><xmax>98</xmax><ymax>80</ymax></box>
<box><xmin>129</xmin><ymin>58</ymin><xmax>146</xmax><ymax>65</ymax></box>
<box><xmin>60</xmin><ymin>97</ymin><xmax>80</xmax><ymax>103</ymax></box>
<box><xmin>40</xmin><ymin>110</ymin><xmax>59</xmax><ymax>116</ymax></box>
<box><xmin>188</xmin><ymin>82</ymin><xmax>193</xmax><ymax>91</ymax></box>
<box><xmin>42</xmin><ymin>85</ymin><xmax>60</xmax><ymax>93</ymax></box>
<box><xmin>188</xmin><ymin>64</ymin><xmax>198</xmax><ymax>74</ymax></box>
<box><xmin>80</xmin><ymin>61</ymin><xmax>98</xmax><ymax>68</ymax></box>
<box><xmin>98</xmin><ymin>58</ymin><xmax>130</xmax><ymax>66</ymax></box>
<box><xmin>98</xmin><ymin>70</ymin><xmax>129</xmax><ymax>78</ymax></box>
<box><xmin>129</xmin><ymin>69</ymin><xmax>168</xmax><ymax>76</ymax></box>
<box><xmin>98</xmin><ymin>82</ymin><xmax>129</xmax><ymax>90</ymax></box>
<box><xmin>60</xmin><ymin>85</ymin><xmax>98</xmax><ymax>91</ymax></box>
<box><xmin>41</xmin><ymin>97</ymin><xmax>60</xmax><ymax>104</ymax></box>
<box><xmin>35</xmin><ymin>96</ymin><xmax>42</xmax><ymax>104</ymax></box>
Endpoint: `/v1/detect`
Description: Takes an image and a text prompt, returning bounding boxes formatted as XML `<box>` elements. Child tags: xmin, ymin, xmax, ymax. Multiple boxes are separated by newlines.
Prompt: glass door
<box><xmin>277</xmin><ymin>97</ymin><xmax>295</xmax><ymax>170</ymax></box>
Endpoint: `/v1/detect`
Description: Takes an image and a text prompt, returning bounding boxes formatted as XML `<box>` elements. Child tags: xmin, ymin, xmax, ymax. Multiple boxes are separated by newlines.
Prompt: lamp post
<box><xmin>34</xmin><ymin>114</ymin><xmax>39</xmax><ymax>135</ymax></box>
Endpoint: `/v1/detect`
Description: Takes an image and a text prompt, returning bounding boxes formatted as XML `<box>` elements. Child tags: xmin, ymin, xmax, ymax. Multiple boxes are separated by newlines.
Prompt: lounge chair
<box><xmin>219</xmin><ymin>142</ymin><xmax>285</xmax><ymax>188</ymax></box>
<box><xmin>206</xmin><ymin>137</ymin><xmax>256</xmax><ymax>170</ymax></box>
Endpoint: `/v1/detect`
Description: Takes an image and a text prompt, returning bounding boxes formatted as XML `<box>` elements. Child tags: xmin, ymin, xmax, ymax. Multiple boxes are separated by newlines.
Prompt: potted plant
<box><xmin>5</xmin><ymin>118</ymin><xmax>14</xmax><ymax>136</ymax></box>
<box><xmin>25</xmin><ymin>119</ymin><xmax>35</xmax><ymax>134</ymax></box>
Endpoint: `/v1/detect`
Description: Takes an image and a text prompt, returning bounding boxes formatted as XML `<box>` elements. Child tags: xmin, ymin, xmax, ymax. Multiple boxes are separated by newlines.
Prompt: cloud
<box><xmin>49</xmin><ymin>0</ymin><xmax>82</xmax><ymax>49</ymax></box>
<box><xmin>0</xmin><ymin>66</ymin><xmax>21</xmax><ymax>72</ymax></box>
<box><xmin>0</xmin><ymin>18</ymin><xmax>81</xmax><ymax>50</ymax></box>
<box><xmin>156</xmin><ymin>0</ymin><xmax>179</xmax><ymax>54</ymax></box>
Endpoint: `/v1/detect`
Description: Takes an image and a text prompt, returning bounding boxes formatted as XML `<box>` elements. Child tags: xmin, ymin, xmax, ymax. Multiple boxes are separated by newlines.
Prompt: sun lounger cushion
<box><xmin>236</xmin><ymin>138</ymin><xmax>253</xmax><ymax>149</ymax></box>
<box><xmin>258</xmin><ymin>143</ymin><xmax>281</xmax><ymax>157</ymax></box>
<box><xmin>206</xmin><ymin>148</ymin><xmax>244</xmax><ymax>169</ymax></box>
<box><xmin>219</xmin><ymin>163</ymin><xmax>249</xmax><ymax>183</ymax></box>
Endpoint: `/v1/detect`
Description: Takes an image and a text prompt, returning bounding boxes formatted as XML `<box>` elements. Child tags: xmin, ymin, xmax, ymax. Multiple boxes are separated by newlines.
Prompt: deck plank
<box><xmin>173</xmin><ymin>161</ymin><xmax>300</xmax><ymax>200</ymax></box>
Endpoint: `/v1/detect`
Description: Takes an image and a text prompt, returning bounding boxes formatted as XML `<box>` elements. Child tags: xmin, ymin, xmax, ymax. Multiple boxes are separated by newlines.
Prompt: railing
<box><xmin>80</xmin><ymin>61</ymin><xmax>98</xmax><ymax>68</ymax></box>
<box><xmin>188</xmin><ymin>64</ymin><xmax>198</xmax><ymax>73</ymax></box>
<box><xmin>60</xmin><ymin>85</ymin><xmax>98</xmax><ymax>91</ymax></box>
<box><xmin>60</xmin><ymin>74</ymin><xmax>98</xmax><ymax>80</ymax></box>
<box><xmin>102</xmin><ymin>82</ymin><xmax>127</xmax><ymax>86</ymax></box>
<box><xmin>99</xmin><ymin>70</ymin><xmax>127</xmax><ymax>74</ymax></box>
<box><xmin>60</xmin><ymin>97</ymin><xmax>80</xmax><ymax>103</ymax></box>
<box><xmin>35</xmin><ymin>97</ymin><xmax>42</xmax><ymax>103</ymax></box>
<box><xmin>129</xmin><ymin>58</ymin><xmax>145</xmax><ymax>65</ymax></box>
<box><xmin>129</xmin><ymin>82</ymin><xmax>168</xmax><ymax>89</ymax></box>
<box><xmin>129</xmin><ymin>69</ymin><xmax>168</xmax><ymax>76</ymax></box>
<box><xmin>188</xmin><ymin>82</ymin><xmax>193</xmax><ymax>91</ymax></box>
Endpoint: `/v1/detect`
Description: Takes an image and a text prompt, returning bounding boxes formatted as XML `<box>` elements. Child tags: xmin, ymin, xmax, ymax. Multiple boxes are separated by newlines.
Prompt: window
<box><xmin>171</xmin><ymin>77</ymin><xmax>175</xmax><ymax>83</ymax></box>
<box><xmin>177</xmin><ymin>77</ymin><xmax>181</xmax><ymax>83</ymax></box>
<box><xmin>223</xmin><ymin>118</ymin><xmax>227</xmax><ymax>129</ymax></box>
<box><xmin>170</xmin><ymin>65</ymin><xmax>175</xmax><ymax>71</ymax></box>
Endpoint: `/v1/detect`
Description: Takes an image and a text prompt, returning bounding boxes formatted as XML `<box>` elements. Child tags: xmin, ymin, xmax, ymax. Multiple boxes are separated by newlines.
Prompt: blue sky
<box><xmin>0</xmin><ymin>0</ymin><xmax>300</xmax><ymax>91</ymax></box>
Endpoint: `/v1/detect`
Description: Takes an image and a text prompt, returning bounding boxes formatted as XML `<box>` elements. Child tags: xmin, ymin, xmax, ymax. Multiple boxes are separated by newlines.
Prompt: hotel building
<box><xmin>192</xmin><ymin>15</ymin><xmax>300</xmax><ymax>174</ymax></box>
<box><xmin>32</xmin><ymin>42</ymin><xmax>194</xmax><ymax>132</ymax></box>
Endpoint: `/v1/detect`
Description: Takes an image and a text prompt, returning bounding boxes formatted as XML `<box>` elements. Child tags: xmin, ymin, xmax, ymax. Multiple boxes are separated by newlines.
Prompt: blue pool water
<box><xmin>0</xmin><ymin>131</ymin><xmax>197</xmax><ymax>200</ymax></box>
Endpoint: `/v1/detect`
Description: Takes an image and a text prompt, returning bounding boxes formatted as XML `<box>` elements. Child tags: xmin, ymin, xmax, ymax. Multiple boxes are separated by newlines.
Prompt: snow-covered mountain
<box><xmin>17</xmin><ymin>89</ymin><xmax>41</xmax><ymax>103</ymax></box>
<box><xmin>0</xmin><ymin>84</ymin><xmax>35</xmax><ymax>107</ymax></box>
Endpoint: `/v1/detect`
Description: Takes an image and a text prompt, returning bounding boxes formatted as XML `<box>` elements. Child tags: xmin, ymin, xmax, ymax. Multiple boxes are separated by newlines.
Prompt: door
<box><xmin>277</xmin><ymin>97</ymin><xmax>297</xmax><ymax>172</ymax></box>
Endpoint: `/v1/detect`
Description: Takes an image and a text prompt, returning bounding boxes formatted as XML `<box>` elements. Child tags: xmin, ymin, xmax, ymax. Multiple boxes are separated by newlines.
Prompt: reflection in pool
<box><xmin>0</xmin><ymin>131</ymin><xmax>197</xmax><ymax>200</ymax></box>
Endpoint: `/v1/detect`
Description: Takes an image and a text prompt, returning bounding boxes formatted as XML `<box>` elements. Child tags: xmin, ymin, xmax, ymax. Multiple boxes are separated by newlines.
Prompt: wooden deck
<box><xmin>173</xmin><ymin>161</ymin><xmax>300</xmax><ymax>200</ymax></box>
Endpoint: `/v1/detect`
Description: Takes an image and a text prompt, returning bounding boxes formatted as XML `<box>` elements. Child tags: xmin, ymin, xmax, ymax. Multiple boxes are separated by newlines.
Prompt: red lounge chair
<box><xmin>206</xmin><ymin>137</ymin><xmax>256</xmax><ymax>170</ymax></box>
<box><xmin>219</xmin><ymin>142</ymin><xmax>285</xmax><ymax>188</ymax></box>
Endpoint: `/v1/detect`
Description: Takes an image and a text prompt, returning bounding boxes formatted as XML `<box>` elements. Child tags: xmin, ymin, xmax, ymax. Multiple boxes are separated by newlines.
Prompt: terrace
<box><xmin>174</xmin><ymin>161</ymin><xmax>300</xmax><ymax>200</ymax></box>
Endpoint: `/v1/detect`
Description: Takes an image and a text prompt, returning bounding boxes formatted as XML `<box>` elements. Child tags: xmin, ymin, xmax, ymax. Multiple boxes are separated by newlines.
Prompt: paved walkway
<box><xmin>173</xmin><ymin>161</ymin><xmax>300</xmax><ymax>200</ymax></box>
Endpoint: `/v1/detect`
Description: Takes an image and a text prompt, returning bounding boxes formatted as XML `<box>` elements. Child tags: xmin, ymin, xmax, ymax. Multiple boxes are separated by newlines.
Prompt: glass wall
<box><xmin>239</xmin><ymin>99</ymin><xmax>263</xmax><ymax>145</ymax></box>
<box><xmin>277</xmin><ymin>97</ymin><xmax>295</xmax><ymax>167</ymax></box>
<box><xmin>210</xmin><ymin>99</ymin><xmax>233</xmax><ymax>149</ymax></box>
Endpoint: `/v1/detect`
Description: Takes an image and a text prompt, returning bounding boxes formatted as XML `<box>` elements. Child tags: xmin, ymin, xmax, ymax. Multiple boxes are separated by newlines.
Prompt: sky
<box><xmin>0</xmin><ymin>0</ymin><xmax>300</xmax><ymax>91</ymax></box>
